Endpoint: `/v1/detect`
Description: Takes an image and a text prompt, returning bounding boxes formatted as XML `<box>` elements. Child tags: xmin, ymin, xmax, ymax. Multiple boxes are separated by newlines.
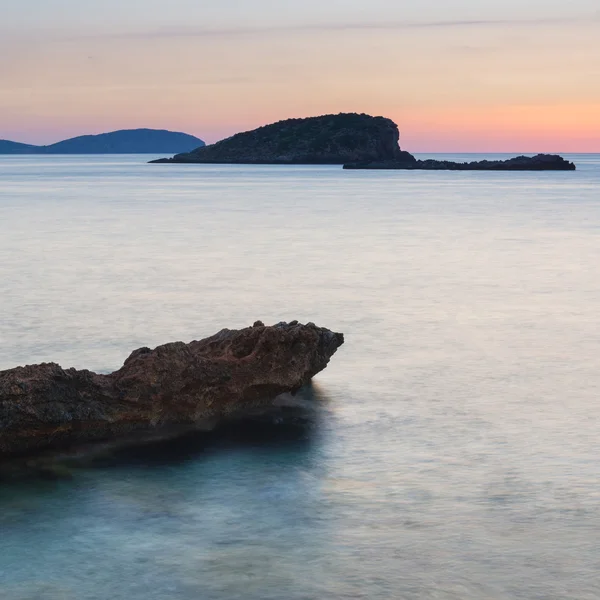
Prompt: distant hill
<box><xmin>151</xmin><ymin>113</ymin><xmax>403</xmax><ymax>164</ymax></box>
<box><xmin>0</xmin><ymin>129</ymin><xmax>205</xmax><ymax>154</ymax></box>
<box><xmin>0</xmin><ymin>140</ymin><xmax>39</xmax><ymax>154</ymax></box>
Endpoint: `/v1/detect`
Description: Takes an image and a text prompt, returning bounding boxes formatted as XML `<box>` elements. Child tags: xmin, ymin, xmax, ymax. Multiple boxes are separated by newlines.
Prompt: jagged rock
<box><xmin>344</xmin><ymin>153</ymin><xmax>576</xmax><ymax>171</ymax></box>
<box><xmin>151</xmin><ymin>113</ymin><xmax>404</xmax><ymax>164</ymax></box>
<box><xmin>0</xmin><ymin>322</ymin><xmax>344</xmax><ymax>457</ymax></box>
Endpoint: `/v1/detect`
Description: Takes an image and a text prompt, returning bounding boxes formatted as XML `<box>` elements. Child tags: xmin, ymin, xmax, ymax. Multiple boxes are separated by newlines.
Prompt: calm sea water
<box><xmin>1</xmin><ymin>154</ymin><xmax>600</xmax><ymax>599</ymax></box>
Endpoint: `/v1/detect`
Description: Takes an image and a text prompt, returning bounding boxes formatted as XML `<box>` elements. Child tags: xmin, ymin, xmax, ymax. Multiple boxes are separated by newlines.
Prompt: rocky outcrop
<box><xmin>0</xmin><ymin>321</ymin><xmax>344</xmax><ymax>457</ymax></box>
<box><xmin>151</xmin><ymin>113</ymin><xmax>404</xmax><ymax>164</ymax></box>
<box><xmin>344</xmin><ymin>153</ymin><xmax>576</xmax><ymax>171</ymax></box>
<box><xmin>150</xmin><ymin>111</ymin><xmax>576</xmax><ymax>170</ymax></box>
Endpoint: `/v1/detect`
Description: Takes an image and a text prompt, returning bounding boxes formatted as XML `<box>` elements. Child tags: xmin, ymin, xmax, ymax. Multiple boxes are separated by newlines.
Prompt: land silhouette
<box><xmin>151</xmin><ymin>113</ymin><xmax>575</xmax><ymax>171</ymax></box>
<box><xmin>0</xmin><ymin>129</ymin><xmax>205</xmax><ymax>154</ymax></box>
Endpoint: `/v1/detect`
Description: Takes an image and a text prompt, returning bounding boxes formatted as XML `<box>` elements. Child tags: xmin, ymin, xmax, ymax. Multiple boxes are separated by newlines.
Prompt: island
<box><xmin>0</xmin><ymin>321</ymin><xmax>344</xmax><ymax>458</ymax></box>
<box><xmin>0</xmin><ymin>128</ymin><xmax>205</xmax><ymax>155</ymax></box>
<box><xmin>151</xmin><ymin>113</ymin><xmax>404</xmax><ymax>164</ymax></box>
<box><xmin>151</xmin><ymin>113</ymin><xmax>576</xmax><ymax>171</ymax></box>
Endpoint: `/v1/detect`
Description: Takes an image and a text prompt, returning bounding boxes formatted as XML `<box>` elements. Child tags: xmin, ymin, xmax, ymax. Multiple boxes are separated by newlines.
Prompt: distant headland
<box><xmin>0</xmin><ymin>129</ymin><xmax>205</xmax><ymax>155</ymax></box>
<box><xmin>151</xmin><ymin>113</ymin><xmax>576</xmax><ymax>171</ymax></box>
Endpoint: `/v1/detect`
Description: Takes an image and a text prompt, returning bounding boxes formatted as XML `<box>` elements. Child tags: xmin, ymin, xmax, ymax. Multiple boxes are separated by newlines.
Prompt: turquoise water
<box><xmin>1</xmin><ymin>154</ymin><xmax>600</xmax><ymax>599</ymax></box>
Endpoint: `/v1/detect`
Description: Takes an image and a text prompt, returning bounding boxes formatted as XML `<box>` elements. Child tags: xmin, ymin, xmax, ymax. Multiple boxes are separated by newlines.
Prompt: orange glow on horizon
<box><xmin>2</xmin><ymin>16</ymin><xmax>599</xmax><ymax>153</ymax></box>
<box><xmin>5</xmin><ymin>103</ymin><xmax>600</xmax><ymax>154</ymax></box>
<box><xmin>397</xmin><ymin>104</ymin><xmax>600</xmax><ymax>153</ymax></box>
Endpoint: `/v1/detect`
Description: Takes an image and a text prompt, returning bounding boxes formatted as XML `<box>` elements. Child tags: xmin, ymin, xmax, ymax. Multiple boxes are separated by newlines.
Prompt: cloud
<box><xmin>73</xmin><ymin>17</ymin><xmax>590</xmax><ymax>41</ymax></box>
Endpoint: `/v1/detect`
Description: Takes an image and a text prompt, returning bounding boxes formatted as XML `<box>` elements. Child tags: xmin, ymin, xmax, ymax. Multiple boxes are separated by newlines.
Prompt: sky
<box><xmin>1</xmin><ymin>0</ymin><xmax>599</xmax><ymax>152</ymax></box>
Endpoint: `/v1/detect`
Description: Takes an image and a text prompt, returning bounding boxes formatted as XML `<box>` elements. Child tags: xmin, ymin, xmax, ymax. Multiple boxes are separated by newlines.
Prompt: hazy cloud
<box><xmin>75</xmin><ymin>17</ymin><xmax>591</xmax><ymax>41</ymax></box>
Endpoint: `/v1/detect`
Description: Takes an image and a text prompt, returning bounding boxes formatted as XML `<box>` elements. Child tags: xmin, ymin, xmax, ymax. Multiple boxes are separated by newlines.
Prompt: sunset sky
<box><xmin>1</xmin><ymin>0</ymin><xmax>599</xmax><ymax>151</ymax></box>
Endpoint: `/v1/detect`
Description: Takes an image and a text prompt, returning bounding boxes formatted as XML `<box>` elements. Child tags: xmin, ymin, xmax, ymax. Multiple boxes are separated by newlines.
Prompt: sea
<box><xmin>0</xmin><ymin>154</ymin><xmax>599</xmax><ymax>599</ymax></box>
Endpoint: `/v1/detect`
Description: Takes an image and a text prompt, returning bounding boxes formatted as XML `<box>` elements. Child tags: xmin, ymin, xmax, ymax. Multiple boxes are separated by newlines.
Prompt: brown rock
<box><xmin>0</xmin><ymin>321</ymin><xmax>344</xmax><ymax>457</ymax></box>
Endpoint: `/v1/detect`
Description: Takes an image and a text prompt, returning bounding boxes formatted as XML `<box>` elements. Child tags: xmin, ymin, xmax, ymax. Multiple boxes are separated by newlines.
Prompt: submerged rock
<box><xmin>0</xmin><ymin>321</ymin><xmax>344</xmax><ymax>457</ymax></box>
<box><xmin>344</xmin><ymin>153</ymin><xmax>576</xmax><ymax>171</ymax></box>
<box><xmin>151</xmin><ymin>113</ymin><xmax>404</xmax><ymax>165</ymax></box>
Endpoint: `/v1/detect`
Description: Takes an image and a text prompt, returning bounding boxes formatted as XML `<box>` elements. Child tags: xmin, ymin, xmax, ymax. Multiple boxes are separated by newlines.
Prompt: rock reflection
<box><xmin>0</xmin><ymin>383</ymin><xmax>332</xmax><ymax>482</ymax></box>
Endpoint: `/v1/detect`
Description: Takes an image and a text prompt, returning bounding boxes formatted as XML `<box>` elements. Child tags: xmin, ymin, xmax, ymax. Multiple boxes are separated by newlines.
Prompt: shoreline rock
<box><xmin>0</xmin><ymin>321</ymin><xmax>344</xmax><ymax>458</ymax></box>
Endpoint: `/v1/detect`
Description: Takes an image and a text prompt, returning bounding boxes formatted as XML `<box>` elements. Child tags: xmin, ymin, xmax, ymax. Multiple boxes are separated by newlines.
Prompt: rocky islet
<box><xmin>152</xmin><ymin>113</ymin><xmax>576</xmax><ymax>171</ymax></box>
<box><xmin>151</xmin><ymin>113</ymin><xmax>404</xmax><ymax>164</ymax></box>
<box><xmin>344</xmin><ymin>153</ymin><xmax>576</xmax><ymax>171</ymax></box>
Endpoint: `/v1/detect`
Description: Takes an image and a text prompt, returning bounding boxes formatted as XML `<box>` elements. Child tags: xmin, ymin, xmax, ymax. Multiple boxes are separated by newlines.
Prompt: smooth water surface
<box><xmin>1</xmin><ymin>154</ymin><xmax>600</xmax><ymax>599</ymax></box>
